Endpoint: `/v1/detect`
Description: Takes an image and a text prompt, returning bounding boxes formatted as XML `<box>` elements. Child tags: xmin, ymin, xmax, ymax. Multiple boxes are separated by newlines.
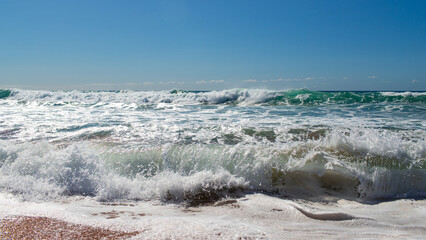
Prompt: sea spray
<box><xmin>0</xmin><ymin>132</ymin><xmax>424</xmax><ymax>202</ymax></box>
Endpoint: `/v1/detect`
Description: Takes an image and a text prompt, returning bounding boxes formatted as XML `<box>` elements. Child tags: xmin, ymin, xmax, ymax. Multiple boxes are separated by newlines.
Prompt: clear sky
<box><xmin>0</xmin><ymin>0</ymin><xmax>425</xmax><ymax>91</ymax></box>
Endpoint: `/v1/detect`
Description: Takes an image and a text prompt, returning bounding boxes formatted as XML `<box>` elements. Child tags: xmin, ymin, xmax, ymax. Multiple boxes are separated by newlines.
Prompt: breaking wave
<box><xmin>1</xmin><ymin>89</ymin><xmax>425</xmax><ymax>106</ymax></box>
<box><xmin>0</xmin><ymin>126</ymin><xmax>424</xmax><ymax>204</ymax></box>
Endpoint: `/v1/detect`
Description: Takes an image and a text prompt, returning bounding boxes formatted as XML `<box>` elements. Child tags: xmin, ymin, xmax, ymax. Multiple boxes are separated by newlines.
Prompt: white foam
<box><xmin>381</xmin><ymin>91</ymin><xmax>426</xmax><ymax>97</ymax></box>
<box><xmin>4</xmin><ymin>89</ymin><xmax>277</xmax><ymax>106</ymax></box>
<box><xmin>1</xmin><ymin>193</ymin><xmax>425</xmax><ymax>239</ymax></box>
<box><xmin>0</xmin><ymin>142</ymin><xmax>103</xmax><ymax>200</ymax></box>
<box><xmin>0</xmin><ymin>142</ymin><xmax>250</xmax><ymax>202</ymax></box>
<box><xmin>98</xmin><ymin>170</ymin><xmax>247</xmax><ymax>202</ymax></box>
<box><xmin>1</xmin><ymin>89</ymin><xmax>425</xmax><ymax>201</ymax></box>
<box><xmin>1</xmin><ymin>129</ymin><xmax>424</xmax><ymax>202</ymax></box>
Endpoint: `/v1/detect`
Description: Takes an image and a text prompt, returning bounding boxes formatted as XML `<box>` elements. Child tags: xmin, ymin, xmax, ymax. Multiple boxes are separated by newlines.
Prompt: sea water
<box><xmin>0</xmin><ymin>88</ymin><xmax>425</xmax><ymax>239</ymax></box>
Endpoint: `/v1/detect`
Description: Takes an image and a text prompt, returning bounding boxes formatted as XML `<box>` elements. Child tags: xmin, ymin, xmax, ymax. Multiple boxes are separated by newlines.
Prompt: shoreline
<box><xmin>0</xmin><ymin>216</ymin><xmax>140</xmax><ymax>240</ymax></box>
<box><xmin>1</xmin><ymin>194</ymin><xmax>425</xmax><ymax>239</ymax></box>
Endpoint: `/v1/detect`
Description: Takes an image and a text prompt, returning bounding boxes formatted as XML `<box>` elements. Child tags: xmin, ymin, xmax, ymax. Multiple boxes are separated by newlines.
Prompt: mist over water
<box><xmin>0</xmin><ymin>89</ymin><xmax>425</xmax><ymax>204</ymax></box>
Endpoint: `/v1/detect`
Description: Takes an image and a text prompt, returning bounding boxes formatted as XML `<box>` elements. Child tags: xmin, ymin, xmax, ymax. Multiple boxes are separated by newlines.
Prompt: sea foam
<box><xmin>0</xmin><ymin>89</ymin><xmax>424</xmax><ymax>203</ymax></box>
<box><xmin>0</xmin><ymin>128</ymin><xmax>424</xmax><ymax>203</ymax></box>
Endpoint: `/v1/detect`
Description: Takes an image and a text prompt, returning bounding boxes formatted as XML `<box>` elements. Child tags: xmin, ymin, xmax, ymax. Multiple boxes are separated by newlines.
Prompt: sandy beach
<box><xmin>0</xmin><ymin>216</ymin><xmax>140</xmax><ymax>240</ymax></box>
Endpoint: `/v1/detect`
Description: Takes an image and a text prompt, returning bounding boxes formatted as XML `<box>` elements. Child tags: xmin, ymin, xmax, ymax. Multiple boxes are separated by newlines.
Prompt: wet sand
<box><xmin>0</xmin><ymin>216</ymin><xmax>140</xmax><ymax>240</ymax></box>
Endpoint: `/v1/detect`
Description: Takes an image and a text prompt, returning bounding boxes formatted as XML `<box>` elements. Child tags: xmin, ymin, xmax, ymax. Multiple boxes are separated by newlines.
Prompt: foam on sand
<box><xmin>1</xmin><ymin>193</ymin><xmax>425</xmax><ymax>239</ymax></box>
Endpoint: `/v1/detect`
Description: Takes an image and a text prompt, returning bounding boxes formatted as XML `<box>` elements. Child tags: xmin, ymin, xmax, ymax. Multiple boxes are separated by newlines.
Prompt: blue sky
<box><xmin>0</xmin><ymin>0</ymin><xmax>425</xmax><ymax>91</ymax></box>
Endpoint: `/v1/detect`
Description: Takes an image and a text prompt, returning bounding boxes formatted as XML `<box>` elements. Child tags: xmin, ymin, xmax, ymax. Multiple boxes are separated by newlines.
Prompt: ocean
<box><xmin>1</xmin><ymin>88</ymin><xmax>425</xmax><ymax>239</ymax></box>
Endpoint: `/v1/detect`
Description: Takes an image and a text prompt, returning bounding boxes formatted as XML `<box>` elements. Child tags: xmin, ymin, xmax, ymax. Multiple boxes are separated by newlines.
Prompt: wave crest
<box><xmin>2</xmin><ymin>89</ymin><xmax>425</xmax><ymax>106</ymax></box>
<box><xmin>0</xmin><ymin>137</ymin><xmax>424</xmax><ymax>203</ymax></box>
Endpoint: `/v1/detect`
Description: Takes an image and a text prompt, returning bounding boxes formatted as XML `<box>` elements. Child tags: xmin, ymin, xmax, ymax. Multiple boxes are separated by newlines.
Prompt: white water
<box><xmin>0</xmin><ymin>125</ymin><xmax>424</xmax><ymax>203</ymax></box>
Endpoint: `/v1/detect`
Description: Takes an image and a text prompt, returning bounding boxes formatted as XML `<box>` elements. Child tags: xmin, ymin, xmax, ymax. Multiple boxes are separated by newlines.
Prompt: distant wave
<box><xmin>1</xmin><ymin>89</ymin><xmax>425</xmax><ymax>106</ymax></box>
<box><xmin>0</xmin><ymin>89</ymin><xmax>11</xmax><ymax>99</ymax></box>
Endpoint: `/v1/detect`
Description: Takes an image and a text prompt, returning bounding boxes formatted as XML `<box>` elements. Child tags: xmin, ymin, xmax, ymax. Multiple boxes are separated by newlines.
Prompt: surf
<box><xmin>2</xmin><ymin>88</ymin><xmax>425</xmax><ymax>106</ymax></box>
